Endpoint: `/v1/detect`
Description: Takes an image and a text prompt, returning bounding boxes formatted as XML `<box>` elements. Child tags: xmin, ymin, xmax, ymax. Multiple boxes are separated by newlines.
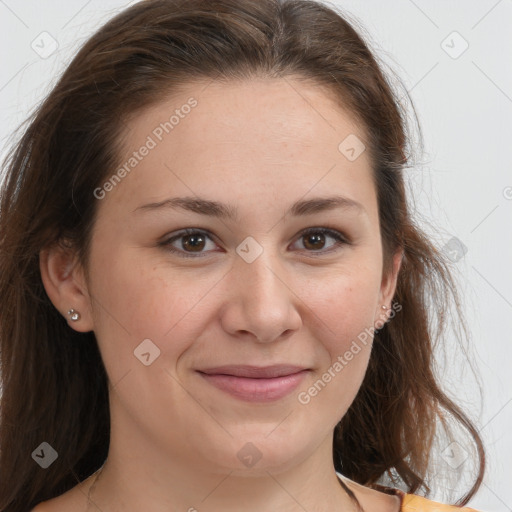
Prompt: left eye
<box><xmin>292</xmin><ymin>227</ymin><xmax>349</xmax><ymax>254</ymax></box>
<box><xmin>161</xmin><ymin>227</ymin><xmax>349</xmax><ymax>258</ymax></box>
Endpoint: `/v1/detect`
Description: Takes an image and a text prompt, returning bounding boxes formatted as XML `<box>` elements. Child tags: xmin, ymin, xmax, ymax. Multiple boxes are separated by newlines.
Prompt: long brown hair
<box><xmin>0</xmin><ymin>0</ymin><xmax>485</xmax><ymax>510</ymax></box>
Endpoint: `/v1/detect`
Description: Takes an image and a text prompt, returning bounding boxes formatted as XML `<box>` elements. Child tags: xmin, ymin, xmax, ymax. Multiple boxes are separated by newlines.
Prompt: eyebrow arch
<box><xmin>133</xmin><ymin>195</ymin><xmax>365</xmax><ymax>220</ymax></box>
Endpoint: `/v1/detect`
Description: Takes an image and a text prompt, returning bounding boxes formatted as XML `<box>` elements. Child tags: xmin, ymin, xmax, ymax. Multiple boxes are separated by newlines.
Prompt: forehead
<box><xmin>134</xmin><ymin>77</ymin><xmax>366</xmax><ymax>149</ymax></box>
<box><xmin>100</xmin><ymin>78</ymin><xmax>376</xmax><ymax>219</ymax></box>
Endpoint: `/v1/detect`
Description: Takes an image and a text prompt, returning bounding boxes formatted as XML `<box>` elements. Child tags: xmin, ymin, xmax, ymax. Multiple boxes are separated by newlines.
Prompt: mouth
<box><xmin>196</xmin><ymin>365</ymin><xmax>310</xmax><ymax>402</ymax></box>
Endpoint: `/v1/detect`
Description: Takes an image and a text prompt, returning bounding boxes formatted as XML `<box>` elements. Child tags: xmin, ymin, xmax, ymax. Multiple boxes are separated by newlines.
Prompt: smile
<box><xmin>196</xmin><ymin>368</ymin><xmax>310</xmax><ymax>402</ymax></box>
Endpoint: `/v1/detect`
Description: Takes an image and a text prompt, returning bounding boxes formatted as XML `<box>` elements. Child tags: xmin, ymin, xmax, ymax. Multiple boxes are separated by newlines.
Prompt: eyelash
<box><xmin>160</xmin><ymin>227</ymin><xmax>351</xmax><ymax>259</ymax></box>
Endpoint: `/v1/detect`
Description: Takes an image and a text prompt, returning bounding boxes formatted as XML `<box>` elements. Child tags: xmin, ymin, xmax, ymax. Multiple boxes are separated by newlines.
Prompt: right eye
<box><xmin>160</xmin><ymin>228</ymin><xmax>220</xmax><ymax>258</ymax></box>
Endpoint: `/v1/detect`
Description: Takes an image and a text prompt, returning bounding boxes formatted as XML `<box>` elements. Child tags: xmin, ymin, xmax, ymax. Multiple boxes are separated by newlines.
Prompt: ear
<box><xmin>39</xmin><ymin>241</ymin><xmax>94</xmax><ymax>333</ymax></box>
<box><xmin>374</xmin><ymin>248</ymin><xmax>403</xmax><ymax>328</ymax></box>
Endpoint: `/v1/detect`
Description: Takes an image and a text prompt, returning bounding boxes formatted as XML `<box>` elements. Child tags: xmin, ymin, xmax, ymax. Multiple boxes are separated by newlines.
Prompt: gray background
<box><xmin>0</xmin><ymin>1</ymin><xmax>510</xmax><ymax>511</ymax></box>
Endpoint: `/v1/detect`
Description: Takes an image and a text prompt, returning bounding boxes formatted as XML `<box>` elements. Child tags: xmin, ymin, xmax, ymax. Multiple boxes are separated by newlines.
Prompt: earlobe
<box><xmin>39</xmin><ymin>242</ymin><xmax>94</xmax><ymax>333</ymax></box>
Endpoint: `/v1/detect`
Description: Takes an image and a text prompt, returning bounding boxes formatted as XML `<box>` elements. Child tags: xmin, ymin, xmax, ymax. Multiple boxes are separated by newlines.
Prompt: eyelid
<box><xmin>160</xmin><ymin>226</ymin><xmax>351</xmax><ymax>258</ymax></box>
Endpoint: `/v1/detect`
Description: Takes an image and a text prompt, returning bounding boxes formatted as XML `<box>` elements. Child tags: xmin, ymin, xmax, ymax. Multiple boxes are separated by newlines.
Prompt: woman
<box><xmin>0</xmin><ymin>0</ymin><xmax>485</xmax><ymax>511</ymax></box>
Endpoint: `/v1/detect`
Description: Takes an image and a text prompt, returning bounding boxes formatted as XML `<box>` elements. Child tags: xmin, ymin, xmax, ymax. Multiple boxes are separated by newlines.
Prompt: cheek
<box><xmin>298</xmin><ymin>265</ymin><xmax>380</xmax><ymax>410</ymax></box>
<box><xmin>87</xmin><ymin>248</ymin><xmax>214</xmax><ymax>374</ymax></box>
<box><xmin>306</xmin><ymin>266</ymin><xmax>381</xmax><ymax>347</ymax></box>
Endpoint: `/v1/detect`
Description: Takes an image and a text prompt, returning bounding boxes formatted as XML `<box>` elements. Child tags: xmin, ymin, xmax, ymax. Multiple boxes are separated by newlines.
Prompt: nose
<box><xmin>219</xmin><ymin>246</ymin><xmax>302</xmax><ymax>343</ymax></box>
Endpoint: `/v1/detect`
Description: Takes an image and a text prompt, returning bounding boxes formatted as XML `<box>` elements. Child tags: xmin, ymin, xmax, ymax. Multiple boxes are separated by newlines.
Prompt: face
<box><xmin>76</xmin><ymin>78</ymin><xmax>398</xmax><ymax>475</ymax></box>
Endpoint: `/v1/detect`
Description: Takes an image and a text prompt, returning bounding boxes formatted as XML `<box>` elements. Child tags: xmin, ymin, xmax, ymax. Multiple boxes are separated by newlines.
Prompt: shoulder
<box><xmin>338</xmin><ymin>474</ymin><xmax>402</xmax><ymax>512</ymax></box>
<box><xmin>29</xmin><ymin>476</ymin><xmax>94</xmax><ymax>512</ymax></box>
<box><xmin>30</xmin><ymin>492</ymin><xmax>82</xmax><ymax>512</ymax></box>
<box><xmin>401</xmin><ymin>493</ymin><xmax>482</xmax><ymax>511</ymax></box>
<box><xmin>337</xmin><ymin>473</ymin><xmax>481</xmax><ymax>512</ymax></box>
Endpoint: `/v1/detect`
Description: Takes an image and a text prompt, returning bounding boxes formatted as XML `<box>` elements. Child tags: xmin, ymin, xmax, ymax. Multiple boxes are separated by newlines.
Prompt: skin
<box><xmin>37</xmin><ymin>77</ymin><xmax>402</xmax><ymax>512</ymax></box>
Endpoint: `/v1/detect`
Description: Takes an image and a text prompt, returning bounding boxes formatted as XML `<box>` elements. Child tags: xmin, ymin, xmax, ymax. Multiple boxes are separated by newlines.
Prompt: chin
<box><xmin>200</xmin><ymin>427</ymin><xmax>317</xmax><ymax>476</ymax></box>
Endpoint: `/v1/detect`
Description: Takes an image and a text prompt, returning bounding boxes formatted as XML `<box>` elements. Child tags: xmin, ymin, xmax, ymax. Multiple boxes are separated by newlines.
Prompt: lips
<box><xmin>196</xmin><ymin>365</ymin><xmax>310</xmax><ymax>402</ymax></box>
<box><xmin>197</xmin><ymin>364</ymin><xmax>308</xmax><ymax>379</ymax></box>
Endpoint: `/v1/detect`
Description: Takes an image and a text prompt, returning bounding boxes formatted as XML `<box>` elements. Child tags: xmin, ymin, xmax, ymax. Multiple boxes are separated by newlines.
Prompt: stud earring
<box><xmin>67</xmin><ymin>309</ymin><xmax>81</xmax><ymax>321</ymax></box>
<box><xmin>381</xmin><ymin>305</ymin><xmax>388</xmax><ymax>310</ymax></box>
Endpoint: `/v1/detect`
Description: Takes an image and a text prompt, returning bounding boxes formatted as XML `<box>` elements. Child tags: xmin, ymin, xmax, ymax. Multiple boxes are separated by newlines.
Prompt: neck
<box><xmin>86</xmin><ymin>436</ymin><xmax>357</xmax><ymax>512</ymax></box>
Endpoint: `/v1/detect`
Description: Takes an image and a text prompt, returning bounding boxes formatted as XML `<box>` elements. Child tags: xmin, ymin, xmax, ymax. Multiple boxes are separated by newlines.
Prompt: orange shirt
<box><xmin>337</xmin><ymin>474</ymin><xmax>481</xmax><ymax>511</ymax></box>
<box><xmin>374</xmin><ymin>484</ymin><xmax>481</xmax><ymax>511</ymax></box>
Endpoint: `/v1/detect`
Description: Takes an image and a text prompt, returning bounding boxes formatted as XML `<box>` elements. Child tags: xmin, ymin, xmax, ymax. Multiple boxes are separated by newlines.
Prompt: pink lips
<box><xmin>197</xmin><ymin>365</ymin><xmax>309</xmax><ymax>402</ymax></box>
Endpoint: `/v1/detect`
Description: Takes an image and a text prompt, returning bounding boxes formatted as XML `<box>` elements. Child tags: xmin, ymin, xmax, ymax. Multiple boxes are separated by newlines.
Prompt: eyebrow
<box><xmin>133</xmin><ymin>195</ymin><xmax>365</xmax><ymax>220</ymax></box>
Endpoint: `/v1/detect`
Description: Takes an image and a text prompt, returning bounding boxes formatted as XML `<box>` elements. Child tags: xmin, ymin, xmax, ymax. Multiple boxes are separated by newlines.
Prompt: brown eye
<box><xmin>303</xmin><ymin>232</ymin><xmax>327</xmax><ymax>250</ymax></box>
<box><xmin>181</xmin><ymin>233</ymin><xmax>207</xmax><ymax>252</ymax></box>
<box><xmin>293</xmin><ymin>227</ymin><xmax>349</xmax><ymax>255</ymax></box>
<box><xmin>161</xmin><ymin>226</ymin><xmax>349</xmax><ymax>259</ymax></box>
<box><xmin>162</xmin><ymin>229</ymin><xmax>218</xmax><ymax>258</ymax></box>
